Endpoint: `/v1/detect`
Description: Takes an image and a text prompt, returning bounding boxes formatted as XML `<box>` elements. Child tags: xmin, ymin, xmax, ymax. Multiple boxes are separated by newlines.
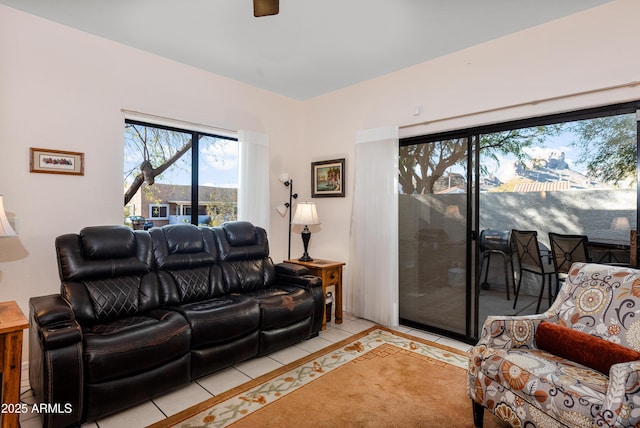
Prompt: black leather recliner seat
<box><xmin>150</xmin><ymin>224</ymin><xmax>261</xmax><ymax>379</ymax></box>
<box><xmin>212</xmin><ymin>222</ymin><xmax>323</xmax><ymax>355</ymax></box>
<box><xmin>29</xmin><ymin>226</ymin><xmax>192</xmax><ymax>427</ymax></box>
<box><xmin>28</xmin><ymin>221</ymin><xmax>323</xmax><ymax>428</ymax></box>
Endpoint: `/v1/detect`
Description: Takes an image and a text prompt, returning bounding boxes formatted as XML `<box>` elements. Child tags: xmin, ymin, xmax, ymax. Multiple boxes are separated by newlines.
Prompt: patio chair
<box><xmin>478</xmin><ymin>229</ymin><xmax>514</xmax><ymax>300</ymax></box>
<box><xmin>548</xmin><ymin>232</ymin><xmax>590</xmax><ymax>284</ymax></box>
<box><xmin>511</xmin><ymin>229</ymin><xmax>556</xmax><ymax>313</ymax></box>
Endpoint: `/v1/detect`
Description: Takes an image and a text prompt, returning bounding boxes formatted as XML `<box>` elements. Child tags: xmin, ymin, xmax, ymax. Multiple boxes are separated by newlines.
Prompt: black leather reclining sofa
<box><xmin>28</xmin><ymin>221</ymin><xmax>323</xmax><ymax>427</ymax></box>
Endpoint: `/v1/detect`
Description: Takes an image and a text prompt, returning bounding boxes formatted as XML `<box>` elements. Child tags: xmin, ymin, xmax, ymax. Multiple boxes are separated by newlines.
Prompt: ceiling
<box><xmin>0</xmin><ymin>0</ymin><xmax>614</xmax><ymax>100</ymax></box>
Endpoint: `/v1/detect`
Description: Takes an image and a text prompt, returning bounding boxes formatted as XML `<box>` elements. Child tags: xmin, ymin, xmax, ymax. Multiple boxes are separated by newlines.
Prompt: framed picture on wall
<box><xmin>30</xmin><ymin>147</ymin><xmax>84</xmax><ymax>176</ymax></box>
<box><xmin>311</xmin><ymin>158</ymin><xmax>345</xmax><ymax>197</ymax></box>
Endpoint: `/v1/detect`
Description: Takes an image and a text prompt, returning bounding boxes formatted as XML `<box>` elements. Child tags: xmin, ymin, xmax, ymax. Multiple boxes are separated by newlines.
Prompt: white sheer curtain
<box><xmin>237</xmin><ymin>130</ymin><xmax>270</xmax><ymax>234</ymax></box>
<box><xmin>347</xmin><ymin>126</ymin><xmax>399</xmax><ymax>327</ymax></box>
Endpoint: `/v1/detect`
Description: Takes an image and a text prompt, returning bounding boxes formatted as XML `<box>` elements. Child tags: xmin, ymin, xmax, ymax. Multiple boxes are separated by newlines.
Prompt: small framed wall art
<box><xmin>311</xmin><ymin>158</ymin><xmax>345</xmax><ymax>198</ymax></box>
<box><xmin>30</xmin><ymin>147</ymin><xmax>84</xmax><ymax>176</ymax></box>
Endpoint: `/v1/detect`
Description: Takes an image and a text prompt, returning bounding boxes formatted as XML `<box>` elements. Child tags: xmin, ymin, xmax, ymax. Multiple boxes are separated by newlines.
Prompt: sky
<box><xmin>197</xmin><ymin>139</ymin><xmax>239</xmax><ymax>188</ymax></box>
<box><xmin>124</xmin><ymin>136</ymin><xmax>239</xmax><ymax>189</ymax></box>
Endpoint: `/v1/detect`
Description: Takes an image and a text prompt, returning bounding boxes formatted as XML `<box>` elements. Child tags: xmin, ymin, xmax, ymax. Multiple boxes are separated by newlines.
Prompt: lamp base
<box><xmin>299</xmin><ymin>227</ymin><xmax>313</xmax><ymax>262</ymax></box>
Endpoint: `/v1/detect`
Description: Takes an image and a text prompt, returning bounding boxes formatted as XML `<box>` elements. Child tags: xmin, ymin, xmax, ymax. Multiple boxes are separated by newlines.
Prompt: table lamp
<box><xmin>0</xmin><ymin>195</ymin><xmax>17</xmax><ymax>237</ymax></box>
<box><xmin>292</xmin><ymin>202</ymin><xmax>320</xmax><ymax>261</ymax></box>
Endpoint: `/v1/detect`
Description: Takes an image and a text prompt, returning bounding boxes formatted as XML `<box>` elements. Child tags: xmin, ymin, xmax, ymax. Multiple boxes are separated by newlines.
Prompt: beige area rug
<box><xmin>148</xmin><ymin>327</ymin><xmax>508</xmax><ymax>428</ymax></box>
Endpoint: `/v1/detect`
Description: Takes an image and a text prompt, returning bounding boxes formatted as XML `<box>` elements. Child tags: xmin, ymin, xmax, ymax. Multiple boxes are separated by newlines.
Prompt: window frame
<box><xmin>124</xmin><ymin>119</ymin><xmax>238</xmax><ymax>226</ymax></box>
<box><xmin>399</xmin><ymin>100</ymin><xmax>640</xmax><ymax>342</ymax></box>
<box><xmin>148</xmin><ymin>204</ymin><xmax>170</xmax><ymax>220</ymax></box>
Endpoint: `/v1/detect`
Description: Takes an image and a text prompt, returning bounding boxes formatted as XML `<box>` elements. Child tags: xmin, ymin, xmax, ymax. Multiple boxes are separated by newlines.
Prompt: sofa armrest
<box><xmin>31</xmin><ymin>294</ymin><xmax>75</xmax><ymax>325</ymax></box>
<box><xmin>30</xmin><ymin>295</ymin><xmax>82</xmax><ymax>350</ymax></box>
<box><xmin>475</xmin><ymin>313</ymin><xmax>556</xmax><ymax>350</ymax></box>
<box><xmin>595</xmin><ymin>361</ymin><xmax>640</xmax><ymax>427</ymax></box>
<box><xmin>29</xmin><ymin>295</ymin><xmax>84</xmax><ymax>428</ymax></box>
<box><xmin>274</xmin><ymin>262</ymin><xmax>322</xmax><ymax>290</ymax></box>
<box><xmin>275</xmin><ymin>262</ymin><xmax>309</xmax><ymax>276</ymax></box>
<box><xmin>274</xmin><ymin>262</ymin><xmax>324</xmax><ymax>334</ymax></box>
<box><xmin>277</xmin><ymin>274</ymin><xmax>322</xmax><ymax>289</ymax></box>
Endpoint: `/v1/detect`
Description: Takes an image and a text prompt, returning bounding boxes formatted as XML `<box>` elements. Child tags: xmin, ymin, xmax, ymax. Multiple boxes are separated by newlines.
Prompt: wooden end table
<box><xmin>0</xmin><ymin>301</ymin><xmax>29</xmax><ymax>428</ymax></box>
<box><xmin>286</xmin><ymin>259</ymin><xmax>344</xmax><ymax>330</ymax></box>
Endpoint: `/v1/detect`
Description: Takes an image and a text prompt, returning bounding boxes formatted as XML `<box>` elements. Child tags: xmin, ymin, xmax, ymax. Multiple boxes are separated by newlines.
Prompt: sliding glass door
<box><xmin>398</xmin><ymin>136</ymin><xmax>472</xmax><ymax>336</ymax></box>
<box><xmin>399</xmin><ymin>101</ymin><xmax>639</xmax><ymax>343</ymax></box>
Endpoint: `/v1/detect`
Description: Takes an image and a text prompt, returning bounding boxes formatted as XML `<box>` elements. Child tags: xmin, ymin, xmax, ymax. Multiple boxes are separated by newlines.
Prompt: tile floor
<box><xmin>18</xmin><ymin>314</ymin><xmax>472</xmax><ymax>428</ymax></box>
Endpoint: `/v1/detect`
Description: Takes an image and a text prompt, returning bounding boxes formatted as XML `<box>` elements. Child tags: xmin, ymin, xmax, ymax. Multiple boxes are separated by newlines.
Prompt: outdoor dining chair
<box><xmin>548</xmin><ymin>232</ymin><xmax>590</xmax><ymax>285</ymax></box>
<box><xmin>478</xmin><ymin>229</ymin><xmax>514</xmax><ymax>300</ymax></box>
<box><xmin>511</xmin><ymin>229</ymin><xmax>557</xmax><ymax>313</ymax></box>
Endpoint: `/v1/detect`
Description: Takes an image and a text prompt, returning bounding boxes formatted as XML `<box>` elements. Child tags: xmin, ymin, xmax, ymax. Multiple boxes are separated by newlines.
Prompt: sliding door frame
<box><xmin>400</xmin><ymin>100</ymin><xmax>640</xmax><ymax>344</ymax></box>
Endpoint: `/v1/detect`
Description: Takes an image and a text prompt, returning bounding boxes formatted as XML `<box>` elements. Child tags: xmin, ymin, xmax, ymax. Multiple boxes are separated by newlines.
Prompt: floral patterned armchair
<box><xmin>469</xmin><ymin>262</ymin><xmax>640</xmax><ymax>428</ymax></box>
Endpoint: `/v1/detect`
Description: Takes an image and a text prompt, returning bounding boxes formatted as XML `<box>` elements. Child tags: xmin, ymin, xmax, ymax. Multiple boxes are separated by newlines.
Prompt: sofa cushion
<box><xmin>151</xmin><ymin>226</ymin><xmax>223</xmax><ymax>305</ymax></box>
<box><xmin>175</xmin><ymin>294</ymin><xmax>260</xmax><ymax>349</ymax></box>
<box><xmin>83</xmin><ymin>309</ymin><xmax>190</xmax><ymax>383</ymax></box>
<box><xmin>248</xmin><ymin>286</ymin><xmax>314</xmax><ymax>330</ymax></box>
<box><xmin>63</xmin><ymin>271</ymin><xmax>162</xmax><ymax>324</ymax></box>
<box><xmin>535</xmin><ymin>321</ymin><xmax>640</xmax><ymax>374</ymax></box>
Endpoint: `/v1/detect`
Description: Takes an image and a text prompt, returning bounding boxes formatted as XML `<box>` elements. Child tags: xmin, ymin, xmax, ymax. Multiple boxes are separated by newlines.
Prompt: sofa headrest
<box><xmin>81</xmin><ymin>226</ymin><xmax>136</xmax><ymax>260</ymax></box>
<box><xmin>56</xmin><ymin>226</ymin><xmax>153</xmax><ymax>282</ymax></box>
<box><xmin>150</xmin><ymin>224</ymin><xmax>217</xmax><ymax>270</ymax></box>
<box><xmin>221</xmin><ymin>221</ymin><xmax>258</xmax><ymax>246</ymax></box>
<box><xmin>213</xmin><ymin>221</ymin><xmax>269</xmax><ymax>261</ymax></box>
<box><xmin>163</xmin><ymin>224</ymin><xmax>205</xmax><ymax>254</ymax></box>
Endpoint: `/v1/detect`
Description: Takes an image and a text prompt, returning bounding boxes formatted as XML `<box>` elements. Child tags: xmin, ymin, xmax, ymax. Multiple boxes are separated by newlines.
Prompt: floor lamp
<box><xmin>278</xmin><ymin>174</ymin><xmax>297</xmax><ymax>260</ymax></box>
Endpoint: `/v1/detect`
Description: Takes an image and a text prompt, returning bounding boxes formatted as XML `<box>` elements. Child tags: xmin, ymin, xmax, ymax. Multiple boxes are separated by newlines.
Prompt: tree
<box><xmin>205</xmin><ymin>188</ymin><xmax>238</xmax><ymax>226</ymax></box>
<box><xmin>123</xmin><ymin>124</ymin><xmax>192</xmax><ymax>206</ymax></box>
<box><xmin>399</xmin><ymin>126</ymin><xmax>562</xmax><ymax>194</ymax></box>
<box><xmin>569</xmin><ymin>114</ymin><xmax>637</xmax><ymax>186</ymax></box>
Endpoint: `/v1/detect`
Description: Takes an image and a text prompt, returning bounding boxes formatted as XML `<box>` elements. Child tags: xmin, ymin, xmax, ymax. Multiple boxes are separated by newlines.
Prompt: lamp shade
<box><xmin>0</xmin><ymin>195</ymin><xmax>17</xmax><ymax>237</ymax></box>
<box><xmin>292</xmin><ymin>202</ymin><xmax>320</xmax><ymax>226</ymax></box>
<box><xmin>278</xmin><ymin>172</ymin><xmax>290</xmax><ymax>183</ymax></box>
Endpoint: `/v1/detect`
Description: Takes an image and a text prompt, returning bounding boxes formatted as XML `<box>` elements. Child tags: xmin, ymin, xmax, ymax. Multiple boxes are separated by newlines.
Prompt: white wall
<box><xmin>0</xmin><ymin>5</ymin><xmax>305</xmax><ymax>330</ymax></box>
<box><xmin>1</xmin><ymin>0</ymin><xmax>639</xmax><ymax>361</ymax></box>
<box><xmin>300</xmin><ymin>0</ymin><xmax>640</xmax><ymax>299</ymax></box>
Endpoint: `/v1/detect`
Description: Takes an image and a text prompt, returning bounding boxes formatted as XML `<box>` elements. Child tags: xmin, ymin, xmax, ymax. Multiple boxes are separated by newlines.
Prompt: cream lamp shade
<box><xmin>0</xmin><ymin>195</ymin><xmax>17</xmax><ymax>237</ymax></box>
<box><xmin>292</xmin><ymin>202</ymin><xmax>320</xmax><ymax>226</ymax></box>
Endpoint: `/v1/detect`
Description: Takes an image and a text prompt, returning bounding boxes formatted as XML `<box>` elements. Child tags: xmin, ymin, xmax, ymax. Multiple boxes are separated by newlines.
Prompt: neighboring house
<box><xmin>128</xmin><ymin>183</ymin><xmax>237</xmax><ymax>227</ymax></box>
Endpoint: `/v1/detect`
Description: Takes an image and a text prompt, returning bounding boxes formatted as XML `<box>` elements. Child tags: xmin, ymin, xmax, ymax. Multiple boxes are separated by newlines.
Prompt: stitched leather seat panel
<box><xmin>226</xmin><ymin>260</ymin><xmax>266</xmax><ymax>292</ymax></box>
<box><xmin>177</xmin><ymin>294</ymin><xmax>260</xmax><ymax>348</ymax></box>
<box><xmin>170</xmin><ymin>266</ymin><xmax>211</xmax><ymax>303</ymax></box>
<box><xmin>248</xmin><ymin>287</ymin><xmax>314</xmax><ymax>330</ymax></box>
<box><xmin>83</xmin><ymin>310</ymin><xmax>190</xmax><ymax>383</ymax></box>
<box><xmin>88</xmin><ymin>315</ymin><xmax>155</xmax><ymax>335</ymax></box>
<box><xmin>85</xmin><ymin>276</ymin><xmax>140</xmax><ymax>322</ymax></box>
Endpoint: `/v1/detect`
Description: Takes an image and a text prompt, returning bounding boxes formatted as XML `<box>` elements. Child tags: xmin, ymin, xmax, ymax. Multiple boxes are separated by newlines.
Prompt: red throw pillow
<box><xmin>535</xmin><ymin>322</ymin><xmax>640</xmax><ymax>374</ymax></box>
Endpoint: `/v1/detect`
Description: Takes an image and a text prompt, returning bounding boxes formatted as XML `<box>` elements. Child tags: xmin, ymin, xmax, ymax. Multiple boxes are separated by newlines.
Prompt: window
<box><xmin>124</xmin><ymin>120</ymin><xmax>238</xmax><ymax>228</ymax></box>
<box><xmin>149</xmin><ymin>204</ymin><xmax>169</xmax><ymax>220</ymax></box>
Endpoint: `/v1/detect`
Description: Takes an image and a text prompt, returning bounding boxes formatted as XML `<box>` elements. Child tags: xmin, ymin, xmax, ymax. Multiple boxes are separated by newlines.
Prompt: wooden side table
<box><xmin>286</xmin><ymin>259</ymin><xmax>344</xmax><ymax>330</ymax></box>
<box><xmin>0</xmin><ymin>301</ymin><xmax>29</xmax><ymax>428</ymax></box>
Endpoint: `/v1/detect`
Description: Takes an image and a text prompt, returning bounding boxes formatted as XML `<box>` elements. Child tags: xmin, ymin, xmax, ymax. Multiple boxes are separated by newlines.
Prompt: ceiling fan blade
<box><xmin>253</xmin><ymin>0</ymin><xmax>279</xmax><ymax>17</ymax></box>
